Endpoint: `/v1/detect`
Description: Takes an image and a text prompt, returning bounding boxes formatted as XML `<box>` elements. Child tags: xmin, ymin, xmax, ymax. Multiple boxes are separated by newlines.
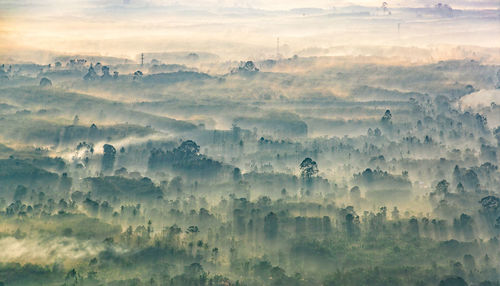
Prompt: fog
<box><xmin>2</xmin><ymin>0</ymin><xmax>500</xmax><ymax>62</ymax></box>
<box><xmin>0</xmin><ymin>236</ymin><xmax>107</xmax><ymax>264</ymax></box>
<box><xmin>0</xmin><ymin>1</ymin><xmax>499</xmax><ymax>286</ymax></box>
<box><xmin>461</xmin><ymin>89</ymin><xmax>500</xmax><ymax>109</ymax></box>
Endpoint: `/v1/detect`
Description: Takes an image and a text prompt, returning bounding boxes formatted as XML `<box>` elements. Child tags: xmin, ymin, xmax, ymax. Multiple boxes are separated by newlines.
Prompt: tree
<box><xmin>345</xmin><ymin>213</ymin><xmax>359</xmax><ymax>238</ymax></box>
<box><xmin>462</xmin><ymin>169</ymin><xmax>479</xmax><ymax>190</ymax></box>
<box><xmin>233</xmin><ymin>167</ymin><xmax>242</xmax><ymax>182</ymax></box>
<box><xmin>211</xmin><ymin>247</ymin><xmax>219</xmax><ymax>264</ymax></box>
<box><xmin>101</xmin><ymin>66</ymin><xmax>111</xmax><ymax>79</ymax></box>
<box><xmin>270</xmin><ymin>266</ymin><xmax>286</xmax><ymax>281</ymax></box>
<box><xmin>300</xmin><ymin>158</ymin><xmax>318</xmax><ymax>180</ymax></box>
<box><xmin>133</xmin><ymin>70</ymin><xmax>143</xmax><ymax>80</ymax></box>
<box><xmin>177</xmin><ymin>140</ymin><xmax>200</xmax><ymax>156</ymax></box>
<box><xmin>323</xmin><ymin>216</ymin><xmax>332</xmax><ymax>234</ymax></box>
<box><xmin>281</xmin><ymin>188</ymin><xmax>287</xmax><ymax>196</ymax></box>
<box><xmin>147</xmin><ymin>220</ymin><xmax>153</xmax><ymax>238</ymax></box>
<box><xmin>84</xmin><ymin>64</ymin><xmax>98</xmax><ymax>80</ymax></box>
<box><xmin>235</xmin><ymin>61</ymin><xmax>259</xmax><ymax>73</ymax></box>
<box><xmin>233</xmin><ymin>208</ymin><xmax>246</xmax><ymax>235</ymax></box>
<box><xmin>479</xmin><ymin>196</ymin><xmax>499</xmax><ymax>212</ymax></box>
<box><xmin>435</xmin><ymin>180</ymin><xmax>450</xmax><ymax>195</ymax></box>
<box><xmin>392</xmin><ymin>206</ymin><xmax>400</xmax><ymax>220</ymax></box>
<box><xmin>381</xmin><ymin>109</ymin><xmax>392</xmax><ymax>124</ymax></box>
<box><xmin>408</xmin><ymin>217</ymin><xmax>419</xmax><ymax>238</ymax></box>
<box><xmin>65</xmin><ymin>268</ymin><xmax>80</xmax><ymax>285</ymax></box>
<box><xmin>494</xmin><ymin>127</ymin><xmax>500</xmax><ymax>147</ymax></box>
<box><xmin>439</xmin><ymin>276</ymin><xmax>468</xmax><ymax>286</ymax></box>
<box><xmin>13</xmin><ymin>185</ymin><xmax>28</xmax><ymax>201</ymax></box>
<box><xmin>350</xmin><ymin>186</ymin><xmax>361</xmax><ymax>201</ymax></box>
<box><xmin>264</xmin><ymin>212</ymin><xmax>278</xmax><ymax>240</ymax></box>
<box><xmin>39</xmin><ymin>77</ymin><xmax>52</xmax><ymax>87</ymax></box>
<box><xmin>102</xmin><ymin>144</ymin><xmax>116</xmax><ymax>173</ymax></box>
<box><xmin>187</xmin><ymin>225</ymin><xmax>199</xmax><ymax>234</ymax></box>
<box><xmin>458</xmin><ymin>213</ymin><xmax>474</xmax><ymax>240</ymax></box>
<box><xmin>475</xmin><ymin>113</ymin><xmax>487</xmax><ymax>131</ymax></box>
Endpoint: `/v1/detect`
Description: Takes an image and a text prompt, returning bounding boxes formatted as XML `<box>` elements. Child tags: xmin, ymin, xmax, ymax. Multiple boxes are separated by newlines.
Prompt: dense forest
<box><xmin>0</xmin><ymin>1</ymin><xmax>500</xmax><ymax>284</ymax></box>
<box><xmin>0</xmin><ymin>52</ymin><xmax>499</xmax><ymax>286</ymax></box>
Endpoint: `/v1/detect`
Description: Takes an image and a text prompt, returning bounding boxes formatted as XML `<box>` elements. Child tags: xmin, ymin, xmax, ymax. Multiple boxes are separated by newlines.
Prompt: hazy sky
<box><xmin>2</xmin><ymin>0</ymin><xmax>499</xmax><ymax>10</ymax></box>
<box><xmin>1</xmin><ymin>0</ymin><xmax>499</xmax><ymax>61</ymax></box>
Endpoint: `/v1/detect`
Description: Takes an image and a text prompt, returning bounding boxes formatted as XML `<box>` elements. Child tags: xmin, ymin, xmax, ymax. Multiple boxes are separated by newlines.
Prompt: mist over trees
<box><xmin>0</xmin><ymin>22</ymin><xmax>500</xmax><ymax>286</ymax></box>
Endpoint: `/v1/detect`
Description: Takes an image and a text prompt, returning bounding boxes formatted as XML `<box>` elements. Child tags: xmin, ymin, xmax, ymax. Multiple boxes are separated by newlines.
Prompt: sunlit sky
<box><xmin>1</xmin><ymin>0</ymin><xmax>499</xmax><ymax>61</ymax></box>
<box><xmin>2</xmin><ymin>0</ymin><xmax>499</xmax><ymax>10</ymax></box>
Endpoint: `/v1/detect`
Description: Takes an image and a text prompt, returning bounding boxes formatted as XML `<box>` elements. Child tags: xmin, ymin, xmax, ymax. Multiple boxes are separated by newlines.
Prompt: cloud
<box><xmin>459</xmin><ymin>89</ymin><xmax>500</xmax><ymax>110</ymax></box>
<box><xmin>0</xmin><ymin>236</ymin><xmax>104</xmax><ymax>264</ymax></box>
<box><xmin>1</xmin><ymin>0</ymin><xmax>498</xmax><ymax>60</ymax></box>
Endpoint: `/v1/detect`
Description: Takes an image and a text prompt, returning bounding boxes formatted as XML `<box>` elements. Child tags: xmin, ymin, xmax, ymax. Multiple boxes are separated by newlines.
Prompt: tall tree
<box><xmin>300</xmin><ymin>158</ymin><xmax>318</xmax><ymax>180</ymax></box>
<box><xmin>102</xmin><ymin>144</ymin><xmax>116</xmax><ymax>174</ymax></box>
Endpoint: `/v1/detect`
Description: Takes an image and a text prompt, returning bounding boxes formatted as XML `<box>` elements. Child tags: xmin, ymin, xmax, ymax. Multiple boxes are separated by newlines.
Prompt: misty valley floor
<box><xmin>0</xmin><ymin>56</ymin><xmax>499</xmax><ymax>286</ymax></box>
